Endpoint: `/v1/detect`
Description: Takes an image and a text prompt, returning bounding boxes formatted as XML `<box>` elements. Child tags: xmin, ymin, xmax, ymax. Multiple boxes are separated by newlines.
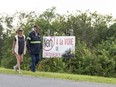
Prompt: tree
<box><xmin>0</xmin><ymin>23</ymin><xmax>4</xmax><ymax>65</ymax></box>
<box><xmin>0</xmin><ymin>8</ymin><xmax>116</xmax><ymax>77</ymax></box>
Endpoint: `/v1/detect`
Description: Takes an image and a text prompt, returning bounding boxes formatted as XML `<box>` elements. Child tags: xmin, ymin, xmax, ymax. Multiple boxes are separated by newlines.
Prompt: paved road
<box><xmin>0</xmin><ymin>74</ymin><xmax>116</xmax><ymax>87</ymax></box>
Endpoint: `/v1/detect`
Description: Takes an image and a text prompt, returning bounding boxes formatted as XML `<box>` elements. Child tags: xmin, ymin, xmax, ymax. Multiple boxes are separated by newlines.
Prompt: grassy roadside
<box><xmin>0</xmin><ymin>68</ymin><xmax>116</xmax><ymax>84</ymax></box>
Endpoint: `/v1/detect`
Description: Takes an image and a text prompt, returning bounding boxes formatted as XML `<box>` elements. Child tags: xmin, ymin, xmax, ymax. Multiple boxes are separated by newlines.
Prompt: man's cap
<box><xmin>33</xmin><ymin>25</ymin><xmax>41</xmax><ymax>29</ymax></box>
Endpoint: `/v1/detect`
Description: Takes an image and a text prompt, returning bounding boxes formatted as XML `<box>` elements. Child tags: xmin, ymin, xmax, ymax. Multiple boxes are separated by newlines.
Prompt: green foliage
<box><xmin>21</xmin><ymin>55</ymin><xmax>31</xmax><ymax>70</ymax></box>
<box><xmin>0</xmin><ymin>7</ymin><xmax>116</xmax><ymax>77</ymax></box>
<box><xmin>38</xmin><ymin>58</ymin><xmax>66</xmax><ymax>73</ymax></box>
<box><xmin>0</xmin><ymin>23</ymin><xmax>6</xmax><ymax>66</ymax></box>
<box><xmin>1</xmin><ymin>35</ymin><xmax>15</xmax><ymax>68</ymax></box>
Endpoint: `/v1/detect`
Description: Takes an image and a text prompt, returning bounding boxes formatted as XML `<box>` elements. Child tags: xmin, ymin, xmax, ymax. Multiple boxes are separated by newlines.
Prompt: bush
<box><xmin>38</xmin><ymin>58</ymin><xmax>67</xmax><ymax>73</ymax></box>
<box><xmin>0</xmin><ymin>9</ymin><xmax>116</xmax><ymax>78</ymax></box>
<box><xmin>1</xmin><ymin>48</ymin><xmax>16</xmax><ymax>69</ymax></box>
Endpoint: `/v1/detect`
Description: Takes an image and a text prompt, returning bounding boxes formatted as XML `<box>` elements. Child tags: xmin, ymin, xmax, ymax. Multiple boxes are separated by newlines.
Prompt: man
<box><xmin>27</xmin><ymin>25</ymin><xmax>42</xmax><ymax>72</ymax></box>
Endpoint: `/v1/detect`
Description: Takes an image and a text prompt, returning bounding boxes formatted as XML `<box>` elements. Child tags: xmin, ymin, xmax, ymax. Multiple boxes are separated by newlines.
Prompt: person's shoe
<box><xmin>31</xmin><ymin>70</ymin><xmax>36</xmax><ymax>72</ymax></box>
<box><xmin>29</xmin><ymin>66</ymin><xmax>31</xmax><ymax>69</ymax></box>
<box><xmin>29</xmin><ymin>66</ymin><xmax>36</xmax><ymax>72</ymax></box>
<box><xmin>19</xmin><ymin>70</ymin><xmax>22</xmax><ymax>74</ymax></box>
<box><xmin>13</xmin><ymin>66</ymin><xmax>17</xmax><ymax>71</ymax></box>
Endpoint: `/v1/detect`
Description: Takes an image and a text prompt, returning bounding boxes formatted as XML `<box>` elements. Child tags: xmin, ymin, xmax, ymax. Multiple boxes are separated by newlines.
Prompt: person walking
<box><xmin>12</xmin><ymin>28</ymin><xmax>26</xmax><ymax>73</ymax></box>
<box><xmin>27</xmin><ymin>25</ymin><xmax>42</xmax><ymax>72</ymax></box>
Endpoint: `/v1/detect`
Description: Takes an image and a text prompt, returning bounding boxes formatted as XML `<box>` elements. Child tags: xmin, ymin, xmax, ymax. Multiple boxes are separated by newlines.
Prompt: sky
<box><xmin>0</xmin><ymin>0</ymin><xmax>116</xmax><ymax>17</ymax></box>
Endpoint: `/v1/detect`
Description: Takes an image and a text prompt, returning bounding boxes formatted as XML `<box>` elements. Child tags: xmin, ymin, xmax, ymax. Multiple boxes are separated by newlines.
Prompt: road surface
<box><xmin>0</xmin><ymin>74</ymin><xmax>116</xmax><ymax>87</ymax></box>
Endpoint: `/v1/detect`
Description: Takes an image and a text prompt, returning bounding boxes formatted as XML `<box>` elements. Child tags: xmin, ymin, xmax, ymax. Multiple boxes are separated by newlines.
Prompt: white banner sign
<box><xmin>43</xmin><ymin>36</ymin><xmax>75</xmax><ymax>58</ymax></box>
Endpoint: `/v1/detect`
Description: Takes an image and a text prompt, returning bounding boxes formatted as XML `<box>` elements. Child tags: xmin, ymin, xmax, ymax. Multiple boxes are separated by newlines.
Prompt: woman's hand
<box><xmin>12</xmin><ymin>50</ymin><xmax>15</xmax><ymax>55</ymax></box>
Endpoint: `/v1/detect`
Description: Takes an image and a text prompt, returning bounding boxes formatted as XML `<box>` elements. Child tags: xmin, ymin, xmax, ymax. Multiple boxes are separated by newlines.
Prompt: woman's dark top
<box><xmin>14</xmin><ymin>36</ymin><xmax>25</xmax><ymax>55</ymax></box>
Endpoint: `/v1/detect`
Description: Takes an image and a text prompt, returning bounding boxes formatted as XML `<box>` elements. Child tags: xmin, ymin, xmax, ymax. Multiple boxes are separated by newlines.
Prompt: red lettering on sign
<box><xmin>56</xmin><ymin>38</ymin><xmax>58</xmax><ymax>45</ymax></box>
<box><xmin>64</xmin><ymin>38</ymin><xmax>73</xmax><ymax>45</ymax></box>
<box><xmin>44</xmin><ymin>52</ymin><xmax>61</xmax><ymax>57</ymax></box>
<box><xmin>60</xmin><ymin>39</ymin><xmax>63</xmax><ymax>45</ymax></box>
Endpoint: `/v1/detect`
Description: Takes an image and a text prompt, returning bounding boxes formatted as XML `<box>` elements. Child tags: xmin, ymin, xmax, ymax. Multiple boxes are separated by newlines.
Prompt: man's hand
<box><xmin>27</xmin><ymin>49</ymin><xmax>31</xmax><ymax>54</ymax></box>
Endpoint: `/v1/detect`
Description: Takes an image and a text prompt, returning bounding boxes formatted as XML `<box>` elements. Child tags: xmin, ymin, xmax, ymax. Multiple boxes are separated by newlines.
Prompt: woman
<box><xmin>12</xmin><ymin>28</ymin><xmax>26</xmax><ymax>73</ymax></box>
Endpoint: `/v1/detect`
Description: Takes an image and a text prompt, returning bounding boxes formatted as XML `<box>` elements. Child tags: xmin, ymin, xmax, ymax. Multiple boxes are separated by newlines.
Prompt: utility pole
<box><xmin>68</xmin><ymin>29</ymin><xmax>74</xmax><ymax>72</ymax></box>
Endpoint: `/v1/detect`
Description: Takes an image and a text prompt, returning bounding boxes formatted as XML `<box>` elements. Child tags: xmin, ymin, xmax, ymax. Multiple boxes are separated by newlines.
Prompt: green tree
<box><xmin>0</xmin><ymin>23</ymin><xmax>4</xmax><ymax>65</ymax></box>
<box><xmin>0</xmin><ymin>8</ymin><xmax>116</xmax><ymax>77</ymax></box>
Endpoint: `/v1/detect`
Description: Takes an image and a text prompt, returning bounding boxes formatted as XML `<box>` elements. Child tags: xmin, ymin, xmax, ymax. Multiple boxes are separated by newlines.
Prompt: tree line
<box><xmin>0</xmin><ymin>7</ymin><xmax>116</xmax><ymax>77</ymax></box>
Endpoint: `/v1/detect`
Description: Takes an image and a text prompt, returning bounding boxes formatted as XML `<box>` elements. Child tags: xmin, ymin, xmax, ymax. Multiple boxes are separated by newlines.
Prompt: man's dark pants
<box><xmin>30</xmin><ymin>54</ymin><xmax>40</xmax><ymax>72</ymax></box>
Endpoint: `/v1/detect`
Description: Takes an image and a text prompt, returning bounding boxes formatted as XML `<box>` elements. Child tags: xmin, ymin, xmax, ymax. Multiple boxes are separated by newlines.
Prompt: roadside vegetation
<box><xmin>0</xmin><ymin>7</ymin><xmax>116</xmax><ymax>78</ymax></box>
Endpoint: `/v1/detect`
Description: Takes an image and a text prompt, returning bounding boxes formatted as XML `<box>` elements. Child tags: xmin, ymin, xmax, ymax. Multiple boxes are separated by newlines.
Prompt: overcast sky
<box><xmin>0</xmin><ymin>0</ymin><xmax>116</xmax><ymax>17</ymax></box>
